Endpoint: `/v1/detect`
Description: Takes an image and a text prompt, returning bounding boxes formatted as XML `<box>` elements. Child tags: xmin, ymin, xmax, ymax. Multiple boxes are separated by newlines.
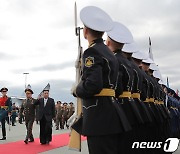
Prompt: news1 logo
<box><xmin>163</xmin><ymin>138</ymin><xmax>179</xmax><ymax>152</ymax></box>
<box><xmin>132</xmin><ymin>138</ymin><xmax>179</xmax><ymax>152</ymax></box>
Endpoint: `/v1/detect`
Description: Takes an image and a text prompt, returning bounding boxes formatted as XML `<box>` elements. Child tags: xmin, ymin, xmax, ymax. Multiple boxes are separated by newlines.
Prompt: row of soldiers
<box><xmin>165</xmin><ymin>87</ymin><xmax>180</xmax><ymax>138</ymax></box>
<box><xmin>55</xmin><ymin>101</ymin><xmax>75</xmax><ymax>130</ymax></box>
<box><xmin>71</xmin><ymin>6</ymin><xmax>179</xmax><ymax>154</ymax></box>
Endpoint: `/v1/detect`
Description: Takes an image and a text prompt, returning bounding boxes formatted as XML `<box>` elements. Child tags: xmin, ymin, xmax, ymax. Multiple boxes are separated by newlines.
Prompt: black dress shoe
<box><xmin>0</xmin><ymin>137</ymin><xmax>6</xmax><ymax>140</ymax></box>
<box><xmin>24</xmin><ymin>139</ymin><xmax>28</xmax><ymax>144</ymax></box>
<box><xmin>41</xmin><ymin>142</ymin><xmax>46</xmax><ymax>145</ymax></box>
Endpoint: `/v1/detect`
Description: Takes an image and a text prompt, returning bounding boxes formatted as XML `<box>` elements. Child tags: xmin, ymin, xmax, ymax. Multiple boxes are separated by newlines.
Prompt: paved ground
<box><xmin>0</xmin><ymin>122</ymin><xmax>179</xmax><ymax>154</ymax></box>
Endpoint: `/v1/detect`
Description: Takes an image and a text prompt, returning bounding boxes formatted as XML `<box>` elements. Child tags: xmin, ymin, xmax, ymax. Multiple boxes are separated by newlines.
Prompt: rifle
<box><xmin>8</xmin><ymin>114</ymin><xmax>11</xmax><ymax>131</ymax></box>
<box><xmin>68</xmin><ymin>2</ymin><xmax>83</xmax><ymax>151</ymax></box>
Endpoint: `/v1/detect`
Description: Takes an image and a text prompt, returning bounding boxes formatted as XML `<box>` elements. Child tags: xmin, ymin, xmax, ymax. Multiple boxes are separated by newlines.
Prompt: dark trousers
<box><xmin>1</xmin><ymin>118</ymin><xmax>6</xmax><ymax>138</ymax></box>
<box><xmin>87</xmin><ymin>134</ymin><xmax>121</xmax><ymax>154</ymax></box>
<box><xmin>40</xmin><ymin>116</ymin><xmax>52</xmax><ymax>144</ymax></box>
<box><xmin>55</xmin><ymin>115</ymin><xmax>63</xmax><ymax>129</ymax></box>
<box><xmin>11</xmin><ymin>116</ymin><xmax>16</xmax><ymax>126</ymax></box>
<box><xmin>25</xmin><ymin>119</ymin><xmax>34</xmax><ymax>140</ymax></box>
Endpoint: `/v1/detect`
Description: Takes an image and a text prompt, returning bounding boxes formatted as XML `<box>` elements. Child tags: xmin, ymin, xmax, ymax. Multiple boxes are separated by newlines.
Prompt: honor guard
<box><xmin>20</xmin><ymin>88</ymin><xmax>36</xmax><ymax>144</ymax></box>
<box><xmin>106</xmin><ymin>22</ymin><xmax>144</xmax><ymax>154</ymax></box>
<box><xmin>153</xmin><ymin>69</ymin><xmax>171</xmax><ymax>140</ymax></box>
<box><xmin>0</xmin><ymin>87</ymin><xmax>12</xmax><ymax>140</ymax></box>
<box><xmin>72</xmin><ymin>6</ymin><xmax>126</xmax><ymax>154</ymax></box>
<box><xmin>123</xmin><ymin>44</ymin><xmax>154</xmax><ymax>154</ymax></box>
<box><xmin>166</xmin><ymin>88</ymin><xmax>180</xmax><ymax>138</ymax></box>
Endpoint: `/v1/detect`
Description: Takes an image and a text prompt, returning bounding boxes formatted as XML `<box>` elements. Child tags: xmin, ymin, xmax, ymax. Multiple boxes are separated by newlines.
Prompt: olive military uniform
<box><xmin>20</xmin><ymin>98</ymin><xmax>36</xmax><ymax>142</ymax></box>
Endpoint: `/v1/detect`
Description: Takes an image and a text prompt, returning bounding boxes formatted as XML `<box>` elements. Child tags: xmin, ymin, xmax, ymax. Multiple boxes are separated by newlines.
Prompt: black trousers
<box><xmin>1</xmin><ymin>118</ymin><xmax>6</xmax><ymax>138</ymax></box>
<box><xmin>11</xmin><ymin>116</ymin><xmax>16</xmax><ymax>126</ymax></box>
<box><xmin>40</xmin><ymin>116</ymin><xmax>52</xmax><ymax>144</ymax></box>
<box><xmin>87</xmin><ymin>134</ymin><xmax>121</xmax><ymax>154</ymax></box>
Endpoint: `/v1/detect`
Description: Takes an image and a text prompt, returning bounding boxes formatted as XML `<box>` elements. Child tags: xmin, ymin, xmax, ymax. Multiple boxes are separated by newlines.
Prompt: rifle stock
<box><xmin>68</xmin><ymin>97</ymin><xmax>82</xmax><ymax>151</ymax></box>
<box><xmin>68</xmin><ymin>2</ymin><xmax>83</xmax><ymax>151</ymax></box>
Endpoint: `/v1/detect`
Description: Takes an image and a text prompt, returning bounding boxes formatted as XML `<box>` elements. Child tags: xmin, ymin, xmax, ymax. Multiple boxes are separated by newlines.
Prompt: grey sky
<box><xmin>0</xmin><ymin>0</ymin><xmax>180</xmax><ymax>101</ymax></box>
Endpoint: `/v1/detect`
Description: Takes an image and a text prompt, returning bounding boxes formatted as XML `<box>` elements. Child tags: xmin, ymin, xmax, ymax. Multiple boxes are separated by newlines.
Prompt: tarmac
<box><xmin>0</xmin><ymin>122</ymin><xmax>179</xmax><ymax>154</ymax></box>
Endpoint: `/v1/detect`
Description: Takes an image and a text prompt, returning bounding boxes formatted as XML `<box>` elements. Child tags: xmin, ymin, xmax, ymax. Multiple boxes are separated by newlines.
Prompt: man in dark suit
<box><xmin>35</xmin><ymin>89</ymin><xmax>55</xmax><ymax>145</ymax></box>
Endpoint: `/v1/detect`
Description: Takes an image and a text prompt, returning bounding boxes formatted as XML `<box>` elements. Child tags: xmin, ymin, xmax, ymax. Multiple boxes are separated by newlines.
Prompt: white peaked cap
<box><xmin>149</xmin><ymin>63</ymin><xmax>158</xmax><ymax>71</ymax></box>
<box><xmin>122</xmin><ymin>42</ymin><xmax>139</xmax><ymax>53</ymax></box>
<box><xmin>142</xmin><ymin>57</ymin><xmax>154</xmax><ymax>64</ymax></box>
<box><xmin>132</xmin><ymin>51</ymin><xmax>148</xmax><ymax>60</ymax></box>
<box><xmin>107</xmin><ymin>21</ymin><xmax>134</xmax><ymax>44</ymax></box>
<box><xmin>80</xmin><ymin>6</ymin><xmax>113</xmax><ymax>32</ymax></box>
<box><xmin>153</xmin><ymin>70</ymin><xmax>163</xmax><ymax>80</ymax></box>
<box><xmin>158</xmin><ymin>80</ymin><xmax>165</xmax><ymax>85</ymax></box>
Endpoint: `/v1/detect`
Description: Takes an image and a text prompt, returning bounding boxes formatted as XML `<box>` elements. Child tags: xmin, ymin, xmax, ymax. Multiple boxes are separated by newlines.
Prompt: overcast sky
<box><xmin>0</xmin><ymin>0</ymin><xmax>180</xmax><ymax>102</ymax></box>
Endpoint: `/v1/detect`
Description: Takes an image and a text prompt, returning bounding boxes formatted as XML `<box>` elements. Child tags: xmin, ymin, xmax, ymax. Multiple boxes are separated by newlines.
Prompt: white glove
<box><xmin>71</xmin><ymin>83</ymin><xmax>77</xmax><ymax>96</ymax></box>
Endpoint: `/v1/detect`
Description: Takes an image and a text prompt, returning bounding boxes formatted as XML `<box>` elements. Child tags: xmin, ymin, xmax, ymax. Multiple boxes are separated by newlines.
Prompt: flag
<box><xmin>167</xmin><ymin>77</ymin><xmax>169</xmax><ymax>88</ymax></box>
<box><xmin>38</xmin><ymin>83</ymin><xmax>50</xmax><ymax>98</ymax></box>
<box><xmin>149</xmin><ymin>37</ymin><xmax>154</xmax><ymax>60</ymax></box>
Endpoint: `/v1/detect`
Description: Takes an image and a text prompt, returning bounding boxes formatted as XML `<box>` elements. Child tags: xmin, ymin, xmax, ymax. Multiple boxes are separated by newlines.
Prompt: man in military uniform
<box><xmin>106</xmin><ymin>22</ymin><xmax>145</xmax><ymax>154</ymax></box>
<box><xmin>18</xmin><ymin>106</ymin><xmax>24</xmax><ymax>124</ymax></box>
<box><xmin>72</xmin><ymin>6</ymin><xmax>129</xmax><ymax>154</ymax></box>
<box><xmin>11</xmin><ymin>103</ymin><xmax>17</xmax><ymax>126</ymax></box>
<box><xmin>55</xmin><ymin>101</ymin><xmax>63</xmax><ymax>130</ymax></box>
<box><xmin>62</xmin><ymin>102</ymin><xmax>69</xmax><ymax>129</ymax></box>
<box><xmin>20</xmin><ymin>88</ymin><xmax>36</xmax><ymax>144</ymax></box>
<box><xmin>0</xmin><ymin>87</ymin><xmax>12</xmax><ymax>140</ymax></box>
<box><xmin>67</xmin><ymin>102</ymin><xmax>75</xmax><ymax>120</ymax></box>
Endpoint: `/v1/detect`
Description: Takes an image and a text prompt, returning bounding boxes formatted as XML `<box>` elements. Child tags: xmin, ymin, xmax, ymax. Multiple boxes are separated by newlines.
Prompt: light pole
<box><xmin>23</xmin><ymin>72</ymin><xmax>29</xmax><ymax>89</ymax></box>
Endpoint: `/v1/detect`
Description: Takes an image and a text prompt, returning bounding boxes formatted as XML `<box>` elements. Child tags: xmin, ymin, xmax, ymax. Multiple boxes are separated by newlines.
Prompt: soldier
<box><xmin>153</xmin><ymin>70</ymin><xmax>171</xmax><ymax>140</ymax></box>
<box><xmin>11</xmin><ymin>103</ymin><xmax>17</xmax><ymax>126</ymax></box>
<box><xmin>72</xmin><ymin>6</ymin><xmax>129</xmax><ymax>154</ymax></box>
<box><xmin>106</xmin><ymin>22</ymin><xmax>146</xmax><ymax>154</ymax></box>
<box><xmin>122</xmin><ymin>44</ymin><xmax>155</xmax><ymax>154</ymax></box>
<box><xmin>141</xmin><ymin>57</ymin><xmax>170</xmax><ymax>154</ymax></box>
<box><xmin>62</xmin><ymin>102</ymin><xmax>69</xmax><ymax>129</ymax></box>
<box><xmin>132</xmin><ymin>51</ymin><xmax>154</xmax><ymax>123</ymax></box>
<box><xmin>0</xmin><ymin>87</ymin><xmax>12</xmax><ymax>140</ymax></box>
<box><xmin>18</xmin><ymin>106</ymin><xmax>24</xmax><ymax>124</ymax></box>
<box><xmin>167</xmin><ymin>88</ymin><xmax>180</xmax><ymax>138</ymax></box>
<box><xmin>55</xmin><ymin>101</ymin><xmax>63</xmax><ymax>130</ymax></box>
<box><xmin>67</xmin><ymin>102</ymin><xmax>75</xmax><ymax>120</ymax></box>
<box><xmin>20</xmin><ymin>88</ymin><xmax>36</xmax><ymax>144</ymax></box>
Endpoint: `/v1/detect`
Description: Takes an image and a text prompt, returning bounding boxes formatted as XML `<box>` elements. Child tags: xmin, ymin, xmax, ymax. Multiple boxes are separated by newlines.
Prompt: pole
<box><xmin>23</xmin><ymin>73</ymin><xmax>29</xmax><ymax>89</ymax></box>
